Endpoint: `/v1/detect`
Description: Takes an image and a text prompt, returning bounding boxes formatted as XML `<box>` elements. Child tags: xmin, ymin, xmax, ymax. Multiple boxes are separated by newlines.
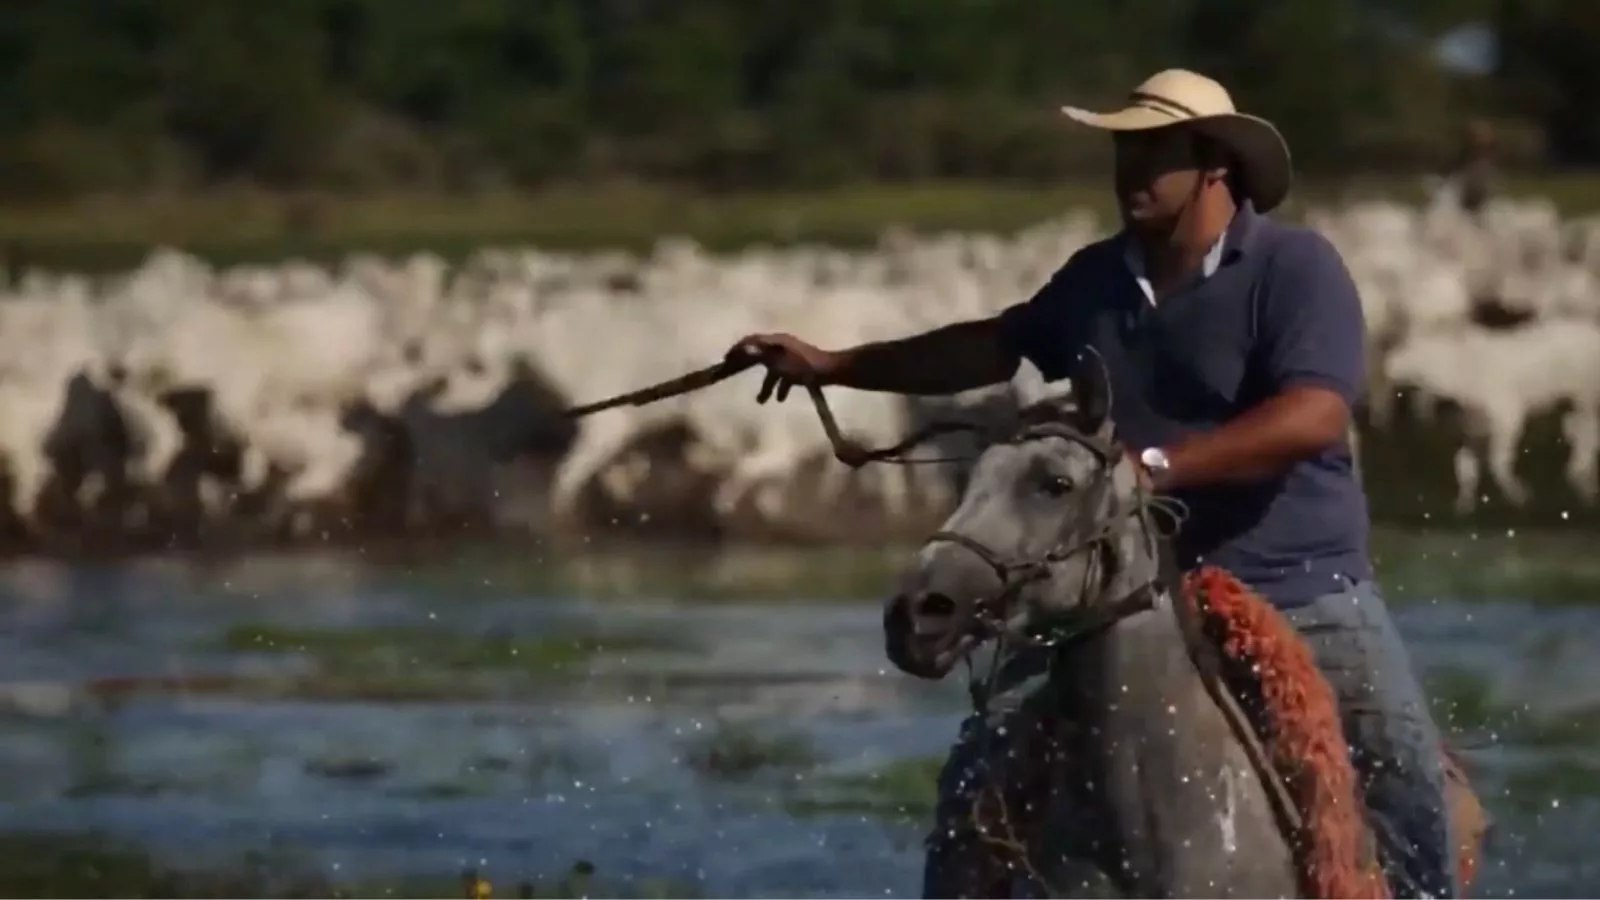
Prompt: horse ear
<box><xmin>1071</xmin><ymin>347</ymin><xmax>1113</xmax><ymax>438</ymax></box>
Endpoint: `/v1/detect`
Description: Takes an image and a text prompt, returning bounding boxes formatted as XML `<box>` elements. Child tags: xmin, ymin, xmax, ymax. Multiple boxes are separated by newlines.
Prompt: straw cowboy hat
<box><xmin>1060</xmin><ymin>69</ymin><xmax>1293</xmax><ymax>213</ymax></box>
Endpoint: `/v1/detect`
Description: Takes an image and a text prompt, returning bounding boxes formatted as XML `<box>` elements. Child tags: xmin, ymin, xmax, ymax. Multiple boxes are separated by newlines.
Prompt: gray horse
<box><xmin>881</xmin><ymin>357</ymin><xmax>1485</xmax><ymax>899</ymax></box>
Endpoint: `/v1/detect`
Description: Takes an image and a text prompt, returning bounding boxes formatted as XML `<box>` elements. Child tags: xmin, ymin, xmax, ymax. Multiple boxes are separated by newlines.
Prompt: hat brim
<box><xmin>1059</xmin><ymin>105</ymin><xmax>1293</xmax><ymax>214</ymax></box>
<box><xmin>1060</xmin><ymin>104</ymin><xmax>1185</xmax><ymax>132</ymax></box>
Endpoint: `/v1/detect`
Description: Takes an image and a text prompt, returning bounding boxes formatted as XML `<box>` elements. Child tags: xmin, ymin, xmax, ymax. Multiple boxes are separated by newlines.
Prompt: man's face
<box><xmin>1113</xmin><ymin>125</ymin><xmax>1206</xmax><ymax>228</ymax></box>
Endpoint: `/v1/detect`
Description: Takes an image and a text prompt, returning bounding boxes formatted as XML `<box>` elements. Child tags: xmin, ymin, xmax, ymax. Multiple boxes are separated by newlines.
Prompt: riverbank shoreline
<box><xmin>7</xmin><ymin>175</ymin><xmax>1600</xmax><ymax>271</ymax></box>
<box><xmin>1</xmin><ymin>525</ymin><xmax>1596</xmax><ymax>610</ymax></box>
<box><xmin>2</xmin><ymin>397</ymin><xmax>1598</xmax><ymax>566</ymax></box>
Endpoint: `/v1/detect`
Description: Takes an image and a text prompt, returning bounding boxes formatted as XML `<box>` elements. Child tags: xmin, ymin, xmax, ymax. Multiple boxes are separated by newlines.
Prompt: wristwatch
<box><xmin>1139</xmin><ymin>446</ymin><xmax>1171</xmax><ymax>480</ymax></box>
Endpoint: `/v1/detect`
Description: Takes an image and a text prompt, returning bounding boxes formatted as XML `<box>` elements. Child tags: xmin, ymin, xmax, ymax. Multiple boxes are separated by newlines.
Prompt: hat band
<box><xmin>1129</xmin><ymin>91</ymin><xmax>1202</xmax><ymax>120</ymax></box>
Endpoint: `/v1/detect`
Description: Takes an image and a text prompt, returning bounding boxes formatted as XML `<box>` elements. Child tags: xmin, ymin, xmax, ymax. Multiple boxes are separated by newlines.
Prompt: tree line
<box><xmin>0</xmin><ymin>0</ymin><xmax>1595</xmax><ymax>200</ymax></box>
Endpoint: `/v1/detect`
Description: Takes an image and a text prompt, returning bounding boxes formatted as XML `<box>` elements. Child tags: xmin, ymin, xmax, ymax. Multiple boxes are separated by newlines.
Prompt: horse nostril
<box><xmin>917</xmin><ymin>592</ymin><xmax>958</xmax><ymax>618</ymax></box>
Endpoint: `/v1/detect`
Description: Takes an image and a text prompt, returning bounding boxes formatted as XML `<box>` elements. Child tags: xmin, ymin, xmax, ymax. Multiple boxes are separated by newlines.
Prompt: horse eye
<box><xmin>1040</xmin><ymin>475</ymin><xmax>1074</xmax><ymax>497</ymax></box>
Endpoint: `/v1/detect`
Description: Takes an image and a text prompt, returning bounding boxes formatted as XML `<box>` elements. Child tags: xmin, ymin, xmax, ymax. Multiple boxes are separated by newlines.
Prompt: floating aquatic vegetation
<box><xmin>1429</xmin><ymin>667</ymin><xmax>1505</xmax><ymax>737</ymax></box>
<box><xmin>783</xmin><ymin>754</ymin><xmax>945</xmax><ymax>826</ymax></box>
<box><xmin>61</xmin><ymin>772</ymin><xmax>169</xmax><ymax>799</ymax></box>
<box><xmin>0</xmin><ymin>832</ymin><xmax>314</xmax><ymax>898</ymax></box>
<box><xmin>1375</xmin><ymin>526</ymin><xmax>1600</xmax><ymax>606</ymax></box>
<box><xmin>221</xmin><ymin>622</ymin><xmax>685</xmax><ymax>674</ymax></box>
<box><xmin>1502</xmin><ymin>758</ymin><xmax>1600</xmax><ymax>813</ymax></box>
<box><xmin>502</xmin><ymin>860</ymin><xmax>701</xmax><ymax>899</ymax></box>
<box><xmin>76</xmin><ymin>622</ymin><xmax>697</xmax><ymax>703</ymax></box>
<box><xmin>429</xmin><ymin>542</ymin><xmax>909</xmax><ymax>605</ymax></box>
<box><xmin>385</xmin><ymin>743</ymin><xmax>599</xmax><ymax>799</ymax></box>
<box><xmin>303</xmin><ymin>754</ymin><xmax>395</xmax><ymax>781</ymax></box>
<box><xmin>679</xmin><ymin>720</ymin><xmax>823</xmax><ymax>781</ymax></box>
<box><xmin>1428</xmin><ymin>666</ymin><xmax>1600</xmax><ymax>750</ymax></box>
<box><xmin>1513</xmin><ymin>708</ymin><xmax>1600</xmax><ymax>748</ymax></box>
<box><xmin>0</xmin><ymin>832</ymin><xmax>700</xmax><ymax>899</ymax></box>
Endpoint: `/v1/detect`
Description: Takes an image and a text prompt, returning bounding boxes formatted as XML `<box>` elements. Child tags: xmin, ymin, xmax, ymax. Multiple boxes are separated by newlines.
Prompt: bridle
<box><xmin>928</xmin><ymin>421</ymin><xmax>1124</xmax><ymax>601</ymax></box>
<box><xmin>910</xmin><ymin>418</ymin><xmax>1184</xmax><ymax>707</ymax></box>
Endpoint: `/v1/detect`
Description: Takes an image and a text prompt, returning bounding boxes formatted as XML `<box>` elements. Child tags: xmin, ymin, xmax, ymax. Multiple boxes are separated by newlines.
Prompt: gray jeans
<box><xmin>1281</xmin><ymin>579</ymin><xmax>1457</xmax><ymax>899</ymax></box>
<box><xmin>923</xmin><ymin>579</ymin><xmax>1456</xmax><ymax>899</ymax></box>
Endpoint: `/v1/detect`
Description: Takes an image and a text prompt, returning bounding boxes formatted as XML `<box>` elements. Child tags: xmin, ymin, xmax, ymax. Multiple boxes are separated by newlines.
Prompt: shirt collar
<box><xmin>1121</xmin><ymin>201</ymin><xmax>1258</xmax><ymax>304</ymax></box>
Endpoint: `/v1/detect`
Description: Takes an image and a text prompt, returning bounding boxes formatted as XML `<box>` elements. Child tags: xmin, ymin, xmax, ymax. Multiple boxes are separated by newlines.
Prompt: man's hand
<box><xmin>728</xmin><ymin>333</ymin><xmax>840</xmax><ymax>403</ymax></box>
<box><xmin>1124</xmin><ymin>444</ymin><xmax>1157</xmax><ymax>491</ymax></box>
<box><xmin>1135</xmin><ymin>461</ymin><xmax>1156</xmax><ymax>491</ymax></box>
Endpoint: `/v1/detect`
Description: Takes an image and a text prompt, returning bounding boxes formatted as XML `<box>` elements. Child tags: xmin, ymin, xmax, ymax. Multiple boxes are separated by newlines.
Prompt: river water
<box><xmin>0</xmin><ymin>529</ymin><xmax>1596</xmax><ymax>897</ymax></box>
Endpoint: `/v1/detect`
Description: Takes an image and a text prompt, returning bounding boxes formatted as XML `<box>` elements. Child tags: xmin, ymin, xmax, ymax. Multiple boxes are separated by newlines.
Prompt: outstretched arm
<box><xmin>826</xmin><ymin>261</ymin><xmax>1082</xmax><ymax>395</ymax></box>
<box><xmin>824</xmin><ymin>316</ymin><xmax>1023</xmax><ymax>395</ymax></box>
<box><xmin>745</xmin><ymin>258</ymin><xmax>1078</xmax><ymax>400</ymax></box>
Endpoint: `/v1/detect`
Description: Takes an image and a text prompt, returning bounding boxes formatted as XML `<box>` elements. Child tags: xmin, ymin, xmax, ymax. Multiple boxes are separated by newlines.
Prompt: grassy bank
<box><xmin>0</xmin><ymin>831</ymin><xmax>693</xmax><ymax>898</ymax></box>
<box><xmin>8</xmin><ymin>174</ymin><xmax>1600</xmax><ymax>271</ymax></box>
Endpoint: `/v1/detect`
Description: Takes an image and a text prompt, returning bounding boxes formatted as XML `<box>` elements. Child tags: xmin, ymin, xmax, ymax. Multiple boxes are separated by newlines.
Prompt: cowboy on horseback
<box><xmin>729</xmin><ymin>70</ymin><xmax>1459</xmax><ymax>899</ymax></box>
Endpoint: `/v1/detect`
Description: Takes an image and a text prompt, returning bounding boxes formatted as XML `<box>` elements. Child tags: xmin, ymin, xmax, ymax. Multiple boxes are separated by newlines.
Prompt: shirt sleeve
<box><xmin>996</xmin><ymin>294</ymin><xmax>1050</xmax><ymax>369</ymax></box>
<box><xmin>995</xmin><ymin>259</ymin><xmax>1085</xmax><ymax>381</ymax></box>
<box><xmin>1256</xmin><ymin>230</ymin><xmax>1367</xmax><ymax>406</ymax></box>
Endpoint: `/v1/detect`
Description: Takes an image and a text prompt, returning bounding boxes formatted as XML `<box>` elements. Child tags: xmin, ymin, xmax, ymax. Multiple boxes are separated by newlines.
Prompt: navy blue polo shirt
<box><xmin>997</xmin><ymin>202</ymin><xmax>1372</xmax><ymax>608</ymax></box>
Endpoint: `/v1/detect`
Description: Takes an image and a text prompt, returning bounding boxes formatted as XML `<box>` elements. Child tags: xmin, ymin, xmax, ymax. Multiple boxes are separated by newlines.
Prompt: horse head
<box><xmin>883</xmin><ymin>349</ymin><xmax>1161</xmax><ymax>679</ymax></box>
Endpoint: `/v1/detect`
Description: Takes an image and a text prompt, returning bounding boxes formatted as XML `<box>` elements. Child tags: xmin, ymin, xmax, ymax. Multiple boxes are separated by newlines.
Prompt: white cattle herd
<box><xmin>1</xmin><ymin>186</ymin><xmax>1597</xmax><ymax>551</ymax></box>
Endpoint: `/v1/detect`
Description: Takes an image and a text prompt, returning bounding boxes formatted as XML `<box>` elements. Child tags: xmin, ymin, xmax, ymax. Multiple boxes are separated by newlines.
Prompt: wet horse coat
<box><xmin>883</xmin><ymin>361</ymin><xmax>1487</xmax><ymax>898</ymax></box>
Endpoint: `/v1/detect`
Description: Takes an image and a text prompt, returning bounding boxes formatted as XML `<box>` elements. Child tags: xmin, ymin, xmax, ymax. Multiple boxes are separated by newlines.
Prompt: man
<box><xmin>1450</xmin><ymin>119</ymin><xmax>1497</xmax><ymax>216</ymax></box>
<box><xmin>728</xmin><ymin>70</ymin><xmax>1457</xmax><ymax>898</ymax></box>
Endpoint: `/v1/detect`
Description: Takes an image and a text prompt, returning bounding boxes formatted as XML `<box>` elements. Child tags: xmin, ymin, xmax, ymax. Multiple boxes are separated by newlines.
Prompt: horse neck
<box><xmin>1056</xmin><ymin>509</ymin><xmax>1197</xmax><ymax>719</ymax></box>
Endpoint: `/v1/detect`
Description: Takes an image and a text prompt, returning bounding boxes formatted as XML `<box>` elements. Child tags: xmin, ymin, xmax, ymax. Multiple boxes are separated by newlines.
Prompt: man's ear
<box><xmin>1192</xmin><ymin>134</ymin><xmax>1232</xmax><ymax>187</ymax></box>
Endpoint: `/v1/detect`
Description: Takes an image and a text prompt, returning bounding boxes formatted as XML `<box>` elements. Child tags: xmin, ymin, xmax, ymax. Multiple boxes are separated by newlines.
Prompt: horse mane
<box><xmin>1182</xmin><ymin>566</ymin><xmax>1391</xmax><ymax>900</ymax></box>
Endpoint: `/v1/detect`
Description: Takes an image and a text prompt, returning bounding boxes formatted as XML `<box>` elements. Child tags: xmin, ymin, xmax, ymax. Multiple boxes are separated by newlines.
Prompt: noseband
<box><xmin>922</xmin><ymin>420</ymin><xmax>1167</xmax><ymax>655</ymax></box>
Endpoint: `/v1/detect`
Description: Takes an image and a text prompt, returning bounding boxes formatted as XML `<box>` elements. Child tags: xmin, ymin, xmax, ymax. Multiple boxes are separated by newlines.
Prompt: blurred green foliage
<box><xmin>0</xmin><ymin>0</ymin><xmax>1590</xmax><ymax>200</ymax></box>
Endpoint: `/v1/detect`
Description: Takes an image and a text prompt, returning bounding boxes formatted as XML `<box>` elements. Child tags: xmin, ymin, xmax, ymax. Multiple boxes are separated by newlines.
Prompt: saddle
<box><xmin>1177</xmin><ymin>566</ymin><xmax>1490</xmax><ymax>899</ymax></box>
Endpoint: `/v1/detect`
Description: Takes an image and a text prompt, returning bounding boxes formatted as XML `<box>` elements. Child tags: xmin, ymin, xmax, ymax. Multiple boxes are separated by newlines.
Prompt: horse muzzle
<box><xmin>883</xmin><ymin>591</ymin><xmax>975</xmax><ymax>680</ymax></box>
<box><xmin>884</xmin><ymin>538</ymin><xmax>1010</xmax><ymax>678</ymax></box>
